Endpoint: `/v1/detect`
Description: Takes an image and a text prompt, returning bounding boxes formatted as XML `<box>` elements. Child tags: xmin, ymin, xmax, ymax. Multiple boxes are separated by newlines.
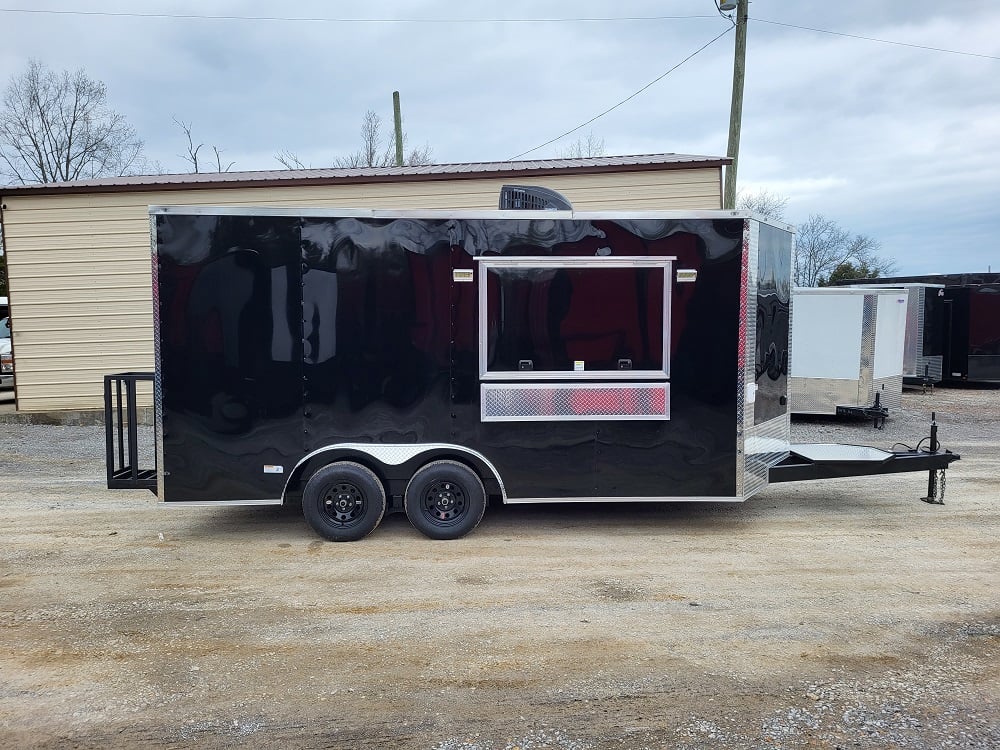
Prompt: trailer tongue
<box><xmin>770</xmin><ymin>444</ymin><xmax>959</xmax><ymax>505</ymax></box>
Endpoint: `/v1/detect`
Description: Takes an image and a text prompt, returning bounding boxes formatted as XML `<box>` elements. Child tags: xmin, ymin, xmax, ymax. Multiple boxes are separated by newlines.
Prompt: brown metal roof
<box><xmin>0</xmin><ymin>153</ymin><xmax>728</xmax><ymax>196</ymax></box>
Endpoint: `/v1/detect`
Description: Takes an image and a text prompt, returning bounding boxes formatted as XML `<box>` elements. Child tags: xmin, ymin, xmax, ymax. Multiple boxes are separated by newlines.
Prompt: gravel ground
<box><xmin>0</xmin><ymin>386</ymin><xmax>997</xmax><ymax>749</ymax></box>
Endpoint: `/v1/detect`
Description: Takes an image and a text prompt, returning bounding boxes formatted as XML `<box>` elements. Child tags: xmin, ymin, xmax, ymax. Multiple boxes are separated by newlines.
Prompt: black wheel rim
<box><xmin>321</xmin><ymin>481</ymin><xmax>367</xmax><ymax>527</ymax></box>
<box><xmin>421</xmin><ymin>480</ymin><xmax>468</xmax><ymax>526</ymax></box>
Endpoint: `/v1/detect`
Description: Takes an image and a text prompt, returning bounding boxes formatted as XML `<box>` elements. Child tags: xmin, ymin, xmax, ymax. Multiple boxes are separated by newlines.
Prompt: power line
<box><xmin>754</xmin><ymin>17</ymin><xmax>1000</xmax><ymax>61</ymax></box>
<box><xmin>507</xmin><ymin>26</ymin><xmax>734</xmax><ymax>160</ymax></box>
<box><xmin>4</xmin><ymin>6</ymin><xmax>994</xmax><ymax>60</ymax></box>
<box><xmin>0</xmin><ymin>8</ymin><xmax>720</xmax><ymax>24</ymax></box>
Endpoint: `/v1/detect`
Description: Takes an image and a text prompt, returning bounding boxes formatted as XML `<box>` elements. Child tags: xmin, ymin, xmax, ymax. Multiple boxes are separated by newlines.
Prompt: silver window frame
<box><xmin>477</xmin><ymin>256</ymin><xmax>675</xmax><ymax>381</ymax></box>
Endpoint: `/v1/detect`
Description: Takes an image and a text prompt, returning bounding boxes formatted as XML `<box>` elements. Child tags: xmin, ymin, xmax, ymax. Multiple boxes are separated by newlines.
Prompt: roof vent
<box><xmin>499</xmin><ymin>185</ymin><xmax>573</xmax><ymax>211</ymax></box>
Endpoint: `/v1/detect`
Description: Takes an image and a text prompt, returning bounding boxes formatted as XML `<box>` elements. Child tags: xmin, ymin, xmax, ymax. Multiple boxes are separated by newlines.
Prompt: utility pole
<box><xmin>723</xmin><ymin>0</ymin><xmax>748</xmax><ymax>209</ymax></box>
<box><xmin>392</xmin><ymin>91</ymin><xmax>404</xmax><ymax>167</ymax></box>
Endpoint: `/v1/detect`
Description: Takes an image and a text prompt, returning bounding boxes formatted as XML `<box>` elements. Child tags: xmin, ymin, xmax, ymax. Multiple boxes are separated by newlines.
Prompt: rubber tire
<box><xmin>302</xmin><ymin>461</ymin><xmax>386</xmax><ymax>542</ymax></box>
<box><xmin>404</xmin><ymin>460</ymin><xmax>486</xmax><ymax>540</ymax></box>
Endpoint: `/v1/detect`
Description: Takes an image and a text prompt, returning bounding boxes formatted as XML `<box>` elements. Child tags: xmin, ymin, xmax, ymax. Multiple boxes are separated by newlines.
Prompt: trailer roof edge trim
<box><xmin>147</xmin><ymin>205</ymin><xmax>794</xmax><ymax>232</ymax></box>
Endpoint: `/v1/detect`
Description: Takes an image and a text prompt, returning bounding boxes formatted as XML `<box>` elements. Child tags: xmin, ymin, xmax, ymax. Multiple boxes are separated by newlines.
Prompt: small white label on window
<box><xmin>574</xmin><ymin>361</ymin><xmax>585</xmax><ymax>371</ymax></box>
<box><xmin>263</xmin><ymin>465</ymin><xmax>284</xmax><ymax>474</ymax></box>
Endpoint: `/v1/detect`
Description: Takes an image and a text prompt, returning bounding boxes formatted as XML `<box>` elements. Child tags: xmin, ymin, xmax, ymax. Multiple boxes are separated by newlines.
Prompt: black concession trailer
<box><xmin>105</xmin><ymin>202</ymin><xmax>959</xmax><ymax>541</ymax></box>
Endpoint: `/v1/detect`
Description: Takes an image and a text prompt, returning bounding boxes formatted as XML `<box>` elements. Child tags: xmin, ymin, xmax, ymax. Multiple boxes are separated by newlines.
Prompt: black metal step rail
<box><xmin>104</xmin><ymin>372</ymin><xmax>157</xmax><ymax>491</ymax></box>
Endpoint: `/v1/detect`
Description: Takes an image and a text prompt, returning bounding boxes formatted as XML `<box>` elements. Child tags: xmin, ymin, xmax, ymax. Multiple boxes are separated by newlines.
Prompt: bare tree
<box><xmin>174</xmin><ymin>118</ymin><xmax>234</xmax><ymax>173</ymax></box>
<box><xmin>737</xmin><ymin>188</ymin><xmax>789</xmax><ymax>221</ymax></box>
<box><xmin>405</xmin><ymin>143</ymin><xmax>433</xmax><ymax>167</ymax></box>
<box><xmin>0</xmin><ymin>60</ymin><xmax>146</xmax><ymax>183</ymax></box>
<box><xmin>211</xmin><ymin>146</ymin><xmax>234</xmax><ymax>173</ymax></box>
<box><xmin>275</xmin><ymin>150</ymin><xmax>308</xmax><ymax>170</ymax></box>
<box><xmin>335</xmin><ymin>109</ymin><xmax>432</xmax><ymax>168</ymax></box>
<box><xmin>795</xmin><ymin>214</ymin><xmax>896</xmax><ymax>287</ymax></box>
<box><xmin>556</xmin><ymin>132</ymin><xmax>606</xmax><ymax>159</ymax></box>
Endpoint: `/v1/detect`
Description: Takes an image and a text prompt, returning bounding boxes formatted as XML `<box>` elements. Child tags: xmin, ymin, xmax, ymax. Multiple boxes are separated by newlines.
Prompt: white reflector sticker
<box><xmin>263</xmin><ymin>465</ymin><xmax>284</xmax><ymax>474</ymax></box>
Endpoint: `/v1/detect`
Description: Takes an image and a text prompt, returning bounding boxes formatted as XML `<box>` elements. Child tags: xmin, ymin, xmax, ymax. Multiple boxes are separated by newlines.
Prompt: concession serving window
<box><xmin>477</xmin><ymin>256</ymin><xmax>673</xmax><ymax>421</ymax></box>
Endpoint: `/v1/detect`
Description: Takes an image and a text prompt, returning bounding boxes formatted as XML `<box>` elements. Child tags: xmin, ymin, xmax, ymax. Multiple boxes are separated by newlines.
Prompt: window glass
<box><xmin>484</xmin><ymin>265</ymin><xmax>666</xmax><ymax>374</ymax></box>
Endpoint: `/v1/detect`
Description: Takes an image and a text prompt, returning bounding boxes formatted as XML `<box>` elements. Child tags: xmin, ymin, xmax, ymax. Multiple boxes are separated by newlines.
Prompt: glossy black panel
<box><xmin>922</xmin><ymin>289</ymin><xmax>945</xmax><ymax>356</ymax></box>
<box><xmin>156</xmin><ymin>213</ymin><xmax>768</xmax><ymax>503</ymax></box>
<box><xmin>754</xmin><ymin>223</ymin><xmax>791</xmax><ymax>424</ymax></box>
<box><xmin>969</xmin><ymin>284</ymin><xmax>1000</xmax><ymax>356</ymax></box>
<box><xmin>456</xmin><ymin>218</ymin><xmax>744</xmax><ymax>498</ymax></box>
<box><xmin>943</xmin><ymin>288</ymin><xmax>969</xmax><ymax>378</ymax></box>
<box><xmin>156</xmin><ymin>214</ymin><xmax>303</xmax><ymax>501</ymax></box>
<box><xmin>300</xmin><ymin>218</ymin><xmax>455</xmax><ymax>455</ymax></box>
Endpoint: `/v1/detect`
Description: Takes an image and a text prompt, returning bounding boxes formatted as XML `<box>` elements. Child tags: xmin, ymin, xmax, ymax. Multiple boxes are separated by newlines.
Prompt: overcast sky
<box><xmin>1</xmin><ymin>1</ymin><xmax>997</xmax><ymax>275</ymax></box>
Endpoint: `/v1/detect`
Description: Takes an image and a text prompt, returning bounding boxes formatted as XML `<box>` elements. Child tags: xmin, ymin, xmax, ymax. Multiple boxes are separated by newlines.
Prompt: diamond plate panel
<box><xmin>740</xmin><ymin>219</ymin><xmax>792</xmax><ymax>498</ymax></box>
<box><xmin>743</xmin><ymin>413</ymin><xmax>790</xmax><ymax>499</ymax></box>
<box><xmin>872</xmin><ymin>375</ymin><xmax>903</xmax><ymax>410</ymax></box>
<box><xmin>915</xmin><ymin>355</ymin><xmax>944</xmax><ymax>383</ymax></box>
<box><xmin>859</xmin><ymin>293</ymin><xmax>877</xmax><ymax>405</ymax></box>
<box><xmin>481</xmin><ymin>383</ymin><xmax>669</xmax><ymax>422</ymax></box>
<box><xmin>151</xmin><ymin>213</ymin><xmax>165</xmax><ymax>500</ymax></box>
<box><xmin>736</xmin><ymin>220</ymin><xmax>753</xmax><ymax>496</ymax></box>
<box><xmin>790</xmin><ymin>376</ymin><xmax>863</xmax><ymax>414</ymax></box>
<box><xmin>791</xmin><ymin>443</ymin><xmax>893</xmax><ymax>462</ymax></box>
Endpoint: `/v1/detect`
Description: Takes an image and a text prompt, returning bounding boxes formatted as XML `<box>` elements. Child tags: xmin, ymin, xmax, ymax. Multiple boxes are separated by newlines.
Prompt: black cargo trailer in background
<box><xmin>105</xmin><ymin>205</ymin><xmax>959</xmax><ymax>541</ymax></box>
<box><xmin>847</xmin><ymin>274</ymin><xmax>1000</xmax><ymax>385</ymax></box>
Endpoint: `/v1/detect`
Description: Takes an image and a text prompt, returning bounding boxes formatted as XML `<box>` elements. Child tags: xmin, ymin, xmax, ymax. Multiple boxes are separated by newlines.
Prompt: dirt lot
<box><xmin>1</xmin><ymin>388</ymin><xmax>997</xmax><ymax>749</ymax></box>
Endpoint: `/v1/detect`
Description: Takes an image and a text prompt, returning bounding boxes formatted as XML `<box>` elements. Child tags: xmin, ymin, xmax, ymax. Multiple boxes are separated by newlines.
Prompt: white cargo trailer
<box><xmin>790</xmin><ymin>287</ymin><xmax>909</xmax><ymax>420</ymax></box>
<box><xmin>847</xmin><ymin>283</ymin><xmax>946</xmax><ymax>386</ymax></box>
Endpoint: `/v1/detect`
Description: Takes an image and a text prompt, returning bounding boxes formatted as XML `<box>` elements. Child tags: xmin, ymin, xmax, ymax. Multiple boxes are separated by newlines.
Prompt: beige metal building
<box><xmin>0</xmin><ymin>153</ymin><xmax>727</xmax><ymax>413</ymax></box>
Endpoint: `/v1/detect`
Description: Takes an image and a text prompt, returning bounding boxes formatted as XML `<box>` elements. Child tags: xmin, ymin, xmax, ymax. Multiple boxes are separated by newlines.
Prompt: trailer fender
<box><xmin>282</xmin><ymin>443</ymin><xmax>507</xmax><ymax>505</ymax></box>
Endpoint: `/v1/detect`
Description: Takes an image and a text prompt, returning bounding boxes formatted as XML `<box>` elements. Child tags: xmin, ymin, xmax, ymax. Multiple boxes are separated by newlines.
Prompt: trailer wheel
<box><xmin>404</xmin><ymin>460</ymin><xmax>486</xmax><ymax>540</ymax></box>
<box><xmin>302</xmin><ymin>462</ymin><xmax>386</xmax><ymax>542</ymax></box>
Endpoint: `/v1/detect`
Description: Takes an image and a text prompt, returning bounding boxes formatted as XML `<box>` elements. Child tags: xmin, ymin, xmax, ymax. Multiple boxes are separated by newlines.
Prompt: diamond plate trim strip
<box><xmin>743</xmin><ymin>413</ymin><xmax>790</xmax><ymax>498</ymax></box>
<box><xmin>873</xmin><ymin>375</ymin><xmax>903</xmax><ymax>410</ymax></box>
<box><xmin>481</xmin><ymin>382</ymin><xmax>670</xmax><ymax>422</ymax></box>
<box><xmin>150</xmin><ymin>212</ymin><xmax>165</xmax><ymax>501</ymax></box>
<box><xmin>859</xmin><ymin>294</ymin><xmax>877</xmax><ymax>405</ymax></box>
<box><xmin>736</xmin><ymin>219</ymin><xmax>753</xmax><ymax>496</ymax></box>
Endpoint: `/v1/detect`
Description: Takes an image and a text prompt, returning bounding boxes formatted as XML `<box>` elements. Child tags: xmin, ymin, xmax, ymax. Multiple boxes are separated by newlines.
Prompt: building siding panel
<box><xmin>2</xmin><ymin>167</ymin><xmax>721</xmax><ymax>412</ymax></box>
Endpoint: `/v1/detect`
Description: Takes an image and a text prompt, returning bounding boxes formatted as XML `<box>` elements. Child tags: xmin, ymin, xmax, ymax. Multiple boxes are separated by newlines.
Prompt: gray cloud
<box><xmin>1</xmin><ymin>0</ymin><xmax>997</xmax><ymax>273</ymax></box>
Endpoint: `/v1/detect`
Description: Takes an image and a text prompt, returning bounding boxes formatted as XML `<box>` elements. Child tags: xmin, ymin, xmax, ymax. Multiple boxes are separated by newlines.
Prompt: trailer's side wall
<box><xmin>1</xmin><ymin>168</ymin><xmax>722</xmax><ymax>412</ymax></box>
<box><xmin>157</xmin><ymin>212</ymin><xmax>746</xmax><ymax>502</ymax></box>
